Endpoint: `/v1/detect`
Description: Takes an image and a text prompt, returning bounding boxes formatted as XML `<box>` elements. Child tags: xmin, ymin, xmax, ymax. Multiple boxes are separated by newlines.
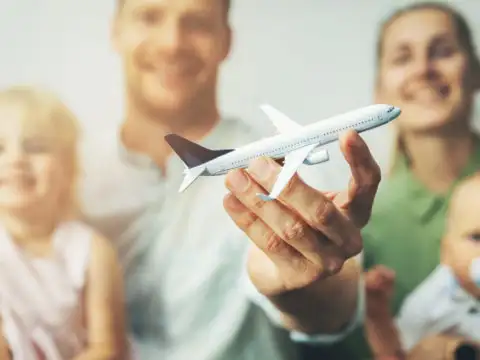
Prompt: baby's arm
<box><xmin>364</xmin><ymin>265</ymin><xmax>406</xmax><ymax>360</ymax></box>
<box><xmin>0</xmin><ymin>318</ymin><xmax>11</xmax><ymax>360</ymax></box>
<box><xmin>366</xmin><ymin>315</ymin><xmax>406</xmax><ymax>360</ymax></box>
<box><xmin>73</xmin><ymin>233</ymin><xmax>129</xmax><ymax>360</ymax></box>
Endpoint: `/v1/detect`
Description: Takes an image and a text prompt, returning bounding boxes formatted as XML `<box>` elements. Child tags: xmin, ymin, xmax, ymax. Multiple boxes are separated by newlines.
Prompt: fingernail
<box><xmin>347</xmin><ymin>134</ymin><xmax>361</xmax><ymax>149</ymax></box>
<box><xmin>248</xmin><ymin>157</ymin><xmax>273</xmax><ymax>180</ymax></box>
<box><xmin>227</xmin><ymin>169</ymin><xmax>250</xmax><ymax>192</ymax></box>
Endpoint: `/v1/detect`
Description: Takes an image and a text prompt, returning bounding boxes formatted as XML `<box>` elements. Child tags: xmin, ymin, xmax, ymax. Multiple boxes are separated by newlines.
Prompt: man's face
<box><xmin>112</xmin><ymin>0</ymin><xmax>231</xmax><ymax>115</ymax></box>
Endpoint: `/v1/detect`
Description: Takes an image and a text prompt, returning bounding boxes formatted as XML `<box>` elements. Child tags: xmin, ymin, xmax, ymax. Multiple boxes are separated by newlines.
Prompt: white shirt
<box><xmin>0</xmin><ymin>221</ymin><xmax>92</xmax><ymax>360</ymax></box>
<box><xmin>396</xmin><ymin>264</ymin><xmax>480</xmax><ymax>351</ymax></box>
<box><xmin>79</xmin><ymin>116</ymin><xmax>364</xmax><ymax>360</ymax></box>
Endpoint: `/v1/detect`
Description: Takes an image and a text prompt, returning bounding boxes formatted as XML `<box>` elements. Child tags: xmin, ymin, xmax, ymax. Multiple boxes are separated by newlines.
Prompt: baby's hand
<box><xmin>365</xmin><ymin>265</ymin><xmax>396</xmax><ymax>321</ymax></box>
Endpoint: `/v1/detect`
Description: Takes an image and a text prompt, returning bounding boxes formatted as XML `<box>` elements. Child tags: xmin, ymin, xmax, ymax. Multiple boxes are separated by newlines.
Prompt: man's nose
<box><xmin>149</xmin><ymin>18</ymin><xmax>187</xmax><ymax>55</ymax></box>
<box><xmin>411</xmin><ymin>55</ymin><xmax>437</xmax><ymax>79</ymax></box>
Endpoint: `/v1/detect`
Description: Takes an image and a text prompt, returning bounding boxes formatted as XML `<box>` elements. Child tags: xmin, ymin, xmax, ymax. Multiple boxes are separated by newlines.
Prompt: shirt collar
<box><xmin>116</xmin><ymin>117</ymin><xmax>231</xmax><ymax>174</ymax></box>
<box><xmin>390</xmin><ymin>139</ymin><xmax>480</xmax><ymax>222</ymax></box>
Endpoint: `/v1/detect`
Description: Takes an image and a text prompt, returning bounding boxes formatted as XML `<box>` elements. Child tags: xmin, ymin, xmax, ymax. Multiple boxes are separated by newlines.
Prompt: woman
<box><xmin>322</xmin><ymin>3</ymin><xmax>480</xmax><ymax>359</ymax></box>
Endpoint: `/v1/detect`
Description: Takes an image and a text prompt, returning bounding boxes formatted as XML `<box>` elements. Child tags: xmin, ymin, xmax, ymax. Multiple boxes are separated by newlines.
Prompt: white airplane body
<box><xmin>165</xmin><ymin>103</ymin><xmax>401</xmax><ymax>201</ymax></box>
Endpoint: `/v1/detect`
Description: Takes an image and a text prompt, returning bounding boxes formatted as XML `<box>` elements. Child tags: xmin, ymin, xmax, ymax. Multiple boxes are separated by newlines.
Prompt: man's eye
<box><xmin>468</xmin><ymin>233</ymin><xmax>480</xmax><ymax>242</ymax></box>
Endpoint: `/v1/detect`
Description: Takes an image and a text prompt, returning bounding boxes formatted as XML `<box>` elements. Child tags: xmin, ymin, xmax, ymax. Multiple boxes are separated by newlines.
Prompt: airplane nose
<box><xmin>386</xmin><ymin>105</ymin><xmax>401</xmax><ymax>118</ymax></box>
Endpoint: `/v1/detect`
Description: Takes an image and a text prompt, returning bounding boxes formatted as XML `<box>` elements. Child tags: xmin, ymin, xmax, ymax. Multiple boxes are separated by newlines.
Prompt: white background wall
<box><xmin>0</xmin><ymin>0</ymin><xmax>479</xmax><ymax>170</ymax></box>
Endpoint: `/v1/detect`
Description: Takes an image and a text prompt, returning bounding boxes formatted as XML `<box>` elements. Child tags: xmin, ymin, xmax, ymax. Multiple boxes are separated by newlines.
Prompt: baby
<box><xmin>365</xmin><ymin>172</ymin><xmax>480</xmax><ymax>360</ymax></box>
<box><xmin>0</xmin><ymin>86</ymin><xmax>130</xmax><ymax>359</ymax></box>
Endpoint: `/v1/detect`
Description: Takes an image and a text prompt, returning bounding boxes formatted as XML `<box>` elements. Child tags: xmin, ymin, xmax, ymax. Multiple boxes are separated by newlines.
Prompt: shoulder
<box><xmin>63</xmin><ymin>220</ymin><xmax>118</xmax><ymax>270</ymax></box>
<box><xmin>77</xmin><ymin>125</ymin><xmax>159</xmax><ymax>218</ymax></box>
<box><xmin>60</xmin><ymin>221</ymin><xmax>113</xmax><ymax>255</ymax></box>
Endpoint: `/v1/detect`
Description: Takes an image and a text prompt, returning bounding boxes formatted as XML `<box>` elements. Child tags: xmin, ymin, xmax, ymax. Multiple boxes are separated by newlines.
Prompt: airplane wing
<box><xmin>257</xmin><ymin>142</ymin><xmax>318</xmax><ymax>201</ymax></box>
<box><xmin>260</xmin><ymin>104</ymin><xmax>303</xmax><ymax>133</ymax></box>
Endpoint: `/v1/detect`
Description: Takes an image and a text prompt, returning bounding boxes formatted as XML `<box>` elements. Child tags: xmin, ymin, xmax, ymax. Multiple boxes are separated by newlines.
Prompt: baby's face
<box><xmin>443</xmin><ymin>176</ymin><xmax>480</xmax><ymax>298</ymax></box>
<box><xmin>0</xmin><ymin>103</ymin><xmax>72</xmax><ymax>215</ymax></box>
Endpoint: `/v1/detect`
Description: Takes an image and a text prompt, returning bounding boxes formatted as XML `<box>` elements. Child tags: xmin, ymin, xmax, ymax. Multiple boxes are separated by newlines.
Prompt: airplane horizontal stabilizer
<box><xmin>179</xmin><ymin>165</ymin><xmax>206</xmax><ymax>193</ymax></box>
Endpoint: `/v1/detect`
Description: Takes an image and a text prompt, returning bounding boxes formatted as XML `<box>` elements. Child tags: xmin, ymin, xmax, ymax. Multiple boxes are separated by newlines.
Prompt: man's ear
<box><xmin>220</xmin><ymin>24</ymin><xmax>233</xmax><ymax>62</ymax></box>
<box><xmin>473</xmin><ymin>58</ymin><xmax>480</xmax><ymax>91</ymax></box>
<box><xmin>110</xmin><ymin>15</ymin><xmax>122</xmax><ymax>53</ymax></box>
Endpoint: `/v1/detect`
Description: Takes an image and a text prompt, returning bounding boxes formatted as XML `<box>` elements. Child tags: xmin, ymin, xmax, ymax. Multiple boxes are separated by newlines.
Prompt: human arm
<box><xmin>363</xmin><ymin>265</ymin><xmax>406</xmax><ymax>360</ymax></box>
<box><xmin>0</xmin><ymin>318</ymin><xmax>10</xmax><ymax>360</ymax></box>
<box><xmin>224</xmin><ymin>130</ymin><xmax>381</xmax><ymax>337</ymax></box>
<box><xmin>72</xmin><ymin>233</ymin><xmax>129</xmax><ymax>360</ymax></box>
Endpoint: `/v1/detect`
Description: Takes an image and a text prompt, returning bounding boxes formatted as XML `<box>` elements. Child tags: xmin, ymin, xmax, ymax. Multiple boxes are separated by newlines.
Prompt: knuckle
<box><xmin>372</xmin><ymin>163</ymin><xmax>382</xmax><ymax>184</ymax></box>
<box><xmin>363</xmin><ymin>164</ymin><xmax>381</xmax><ymax>191</ymax></box>
<box><xmin>264</xmin><ymin>231</ymin><xmax>286</xmax><ymax>254</ymax></box>
<box><xmin>326</xmin><ymin>258</ymin><xmax>345</xmax><ymax>276</ymax></box>
<box><xmin>241</xmin><ymin>211</ymin><xmax>258</xmax><ymax>230</ymax></box>
<box><xmin>250</xmin><ymin>194</ymin><xmax>267</xmax><ymax>211</ymax></box>
<box><xmin>281</xmin><ymin>220</ymin><xmax>307</xmax><ymax>243</ymax></box>
<box><xmin>314</xmin><ymin>200</ymin><xmax>336</xmax><ymax>227</ymax></box>
<box><xmin>345</xmin><ymin>231</ymin><xmax>363</xmax><ymax>257</ymax></box>
<box><xmin>292</xmin><ymin>256</ymin><xmax>310</xmax><ymax>275</ymax></box>
<box><xmin>304</xmin><ymin>265</ymin><xmax>326</xmax><ymax>284</ymax></box>
<box><xmin>290</xmin><ymin>260</ymin><xmax>322</xmax><ymax>285</ymax></box>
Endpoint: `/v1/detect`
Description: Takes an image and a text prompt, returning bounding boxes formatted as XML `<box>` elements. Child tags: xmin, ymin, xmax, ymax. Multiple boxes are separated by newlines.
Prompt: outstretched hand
<box><xmin>223</xmin><ymin>130</ymin><xmax>381</xmax><ymax>297</ymax></box>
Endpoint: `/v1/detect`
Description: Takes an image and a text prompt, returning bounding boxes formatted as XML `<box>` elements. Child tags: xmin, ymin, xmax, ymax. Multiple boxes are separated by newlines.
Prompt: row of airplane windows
<box><xmin>231</xmin><ymin>116</ymin><xmax>376</xmax><ymax>165</ymax></box>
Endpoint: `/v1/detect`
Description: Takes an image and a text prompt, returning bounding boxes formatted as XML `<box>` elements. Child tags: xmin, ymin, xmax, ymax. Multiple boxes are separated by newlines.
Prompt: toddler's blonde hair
<box><xmin>0</xmin><ymin>85</ymin><xmax>82</xmax><ymax>218</ymax></box>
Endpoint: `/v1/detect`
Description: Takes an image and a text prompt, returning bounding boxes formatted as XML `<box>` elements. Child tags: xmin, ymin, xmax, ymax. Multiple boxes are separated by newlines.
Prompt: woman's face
<box><xmin>376</xmin><ymin>8</ymin><xmax>478</xmax><ymax>135</ymax></box>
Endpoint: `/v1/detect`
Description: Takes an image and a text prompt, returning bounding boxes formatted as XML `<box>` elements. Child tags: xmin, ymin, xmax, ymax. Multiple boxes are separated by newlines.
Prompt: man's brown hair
<box><xmin>116</xmin><ymin>0</ymin><xmax>231</xmax><ymax>17</ymax></box>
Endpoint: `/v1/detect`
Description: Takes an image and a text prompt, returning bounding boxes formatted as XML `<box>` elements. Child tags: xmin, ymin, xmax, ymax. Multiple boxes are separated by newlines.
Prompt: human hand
<box><xmin>365</xmin><ymin>265</ymin><xmax>396</xmax><ymax>321</ymax></box>
<box><xmin>223</xmin><ymin>130</ymin><xmax>381</xmax><ymax>296</ymax></box>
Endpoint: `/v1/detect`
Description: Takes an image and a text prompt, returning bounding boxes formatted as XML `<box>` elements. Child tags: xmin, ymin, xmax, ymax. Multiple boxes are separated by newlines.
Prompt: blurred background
<box><xmin>1</xmin><ymin>0</ymin><xmax>479</xmax><ymax>174</ymax></box>
<box><xmin>1</xmin><ymin>1</ymin><xmax>480</xmax><ymax>359</ymax></box>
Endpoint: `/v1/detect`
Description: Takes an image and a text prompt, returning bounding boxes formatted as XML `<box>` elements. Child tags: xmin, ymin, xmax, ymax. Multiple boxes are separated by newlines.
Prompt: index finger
<box><xmin>339</xmin><ymin>130</ymin><xmax>381</xmax><ymax>228</ymax></box>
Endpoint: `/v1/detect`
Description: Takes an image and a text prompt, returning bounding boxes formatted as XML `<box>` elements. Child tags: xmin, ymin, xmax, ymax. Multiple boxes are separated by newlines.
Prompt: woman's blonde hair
<box><xmin>374</xmin><ymin>2</ymin><xmax>480</xmax><ymax>175</ymax></box>
<box><xmin>0</xmin><ymin>85</ymin><xmax>82</xmax><ymax>218</ymax></box>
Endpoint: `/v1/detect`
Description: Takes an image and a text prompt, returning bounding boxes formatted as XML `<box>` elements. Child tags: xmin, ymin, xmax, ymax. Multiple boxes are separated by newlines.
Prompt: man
<box><xmin>80</xmin><ymin>0</ymin><xmax>380</xmax><ymax>359</ymax></box>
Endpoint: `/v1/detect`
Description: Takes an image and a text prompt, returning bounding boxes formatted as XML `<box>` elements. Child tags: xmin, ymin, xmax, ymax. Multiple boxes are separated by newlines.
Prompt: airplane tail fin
<box><xmin>164</xmin><ymin>133</ymin><xmax>234</xmax><ymax>169</ymax></box>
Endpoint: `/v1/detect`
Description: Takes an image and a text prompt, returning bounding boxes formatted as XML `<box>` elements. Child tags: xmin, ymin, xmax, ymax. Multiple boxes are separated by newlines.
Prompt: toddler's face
<box><xmin>0</xmin><ymin>103</ymin><xmax>72</xmax><ymax>214</ymax></box>
<box><xmin>442</xmin><ymin>176</ymin><xmax>480</xmax><ymax>298</ymax></box>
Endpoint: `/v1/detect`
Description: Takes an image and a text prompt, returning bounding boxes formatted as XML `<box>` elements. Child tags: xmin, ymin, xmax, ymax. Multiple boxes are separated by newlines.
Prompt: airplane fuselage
<box><xmin>202</xmin><ymin>104</ymin><xmax>399</xmax><ymax>176</ymax></box>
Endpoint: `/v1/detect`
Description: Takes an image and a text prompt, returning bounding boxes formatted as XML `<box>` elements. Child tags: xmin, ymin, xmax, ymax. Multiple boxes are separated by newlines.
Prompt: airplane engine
<box><xmin>303</xmin><ymin>149</ymin><xmax>329</xmax><ymax>165</ymax></box>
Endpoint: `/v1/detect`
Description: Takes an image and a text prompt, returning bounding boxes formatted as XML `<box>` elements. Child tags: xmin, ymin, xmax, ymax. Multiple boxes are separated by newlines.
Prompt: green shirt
<box><xmin>320</xmin><ymin>143</ymin><xmax>480</xmax><ymax>360</ymax></box>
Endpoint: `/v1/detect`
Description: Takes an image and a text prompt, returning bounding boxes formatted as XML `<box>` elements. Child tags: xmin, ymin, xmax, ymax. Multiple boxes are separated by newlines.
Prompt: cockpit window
<box><xmin>387</xmin><ymin>106</ymin><xmax>395</xmax><ymax>113</ymax></box>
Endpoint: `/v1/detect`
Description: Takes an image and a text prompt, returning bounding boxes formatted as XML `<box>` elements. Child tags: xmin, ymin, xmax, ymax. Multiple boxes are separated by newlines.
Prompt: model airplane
<box><xmin>165</xmin><ymin>103</ymin><xmax>401</xmax><ymax>201</ymax></box>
